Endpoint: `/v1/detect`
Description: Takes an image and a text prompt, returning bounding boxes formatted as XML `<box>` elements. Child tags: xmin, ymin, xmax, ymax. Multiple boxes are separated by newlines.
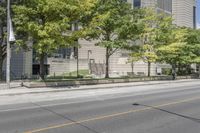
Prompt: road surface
<box><xmin>0</xmin><ymin>81</ymin><xmax>200</xmax><ymax>133</ymax></box>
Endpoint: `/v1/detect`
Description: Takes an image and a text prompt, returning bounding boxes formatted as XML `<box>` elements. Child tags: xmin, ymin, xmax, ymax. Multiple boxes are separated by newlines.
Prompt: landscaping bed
<box><xmin>22</xmin><ymin>76</ymin><xmax>194</xmax><ymax>88</ymax></box>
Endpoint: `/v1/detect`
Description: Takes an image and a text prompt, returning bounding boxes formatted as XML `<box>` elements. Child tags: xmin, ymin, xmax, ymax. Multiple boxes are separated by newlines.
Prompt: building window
<box><xmin>157</xmin><ymin>0</ymin><xmax>172</xmax><ymax>13</ymax></box>
<box><xmin>157</xmin><ymin>0</ymin><xmax>164</xmax><ymax>9</ymax></box>
<box><xmin>133</xmin><ymin>0</ymin><xmax>141</xmax><ymax>8</ymax></box>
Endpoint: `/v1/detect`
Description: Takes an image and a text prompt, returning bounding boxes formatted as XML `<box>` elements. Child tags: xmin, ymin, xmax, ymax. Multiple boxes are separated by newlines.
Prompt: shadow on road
<box><xmin>132</xmin><ymin>103</ymin><xmax>200</xmax><ymax>123</ymax></box>
<box><xmin>30</xmin><ymin>102</ymin><xmax>100</xmax><ymax>133</ymax></box>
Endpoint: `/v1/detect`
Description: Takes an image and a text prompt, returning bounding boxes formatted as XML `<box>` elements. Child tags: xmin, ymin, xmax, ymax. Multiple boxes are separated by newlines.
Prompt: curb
<box><xmin>0</xmin><ymin>79</ymin><xmax>198</xmax><ymax>96</ymax></box>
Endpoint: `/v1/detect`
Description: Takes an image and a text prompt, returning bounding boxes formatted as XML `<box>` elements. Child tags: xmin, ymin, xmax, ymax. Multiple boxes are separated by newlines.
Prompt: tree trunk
<box><xmin>131</xmin><ymin>61</ymin><xmax>134</xmax><ymax>76</ymax></box>
<box><xmin>0</xmin><ymin>47</ymin><xmax>3</xmax><ymax>81</ymax></box>
<box><xmin>147</xmin><ymin>61</ymin><xmax>151</xmax><ymax>77</ymax></box>
<box><xmin>199</xmin><ymin>65</ymin><xmax>200</xmax><ymax>78</ymax></box>
<box><xmin>105</xmin><ymin>47</ymin><xmax>109</xmax><ymax>78</ymax></box>
<box><xmin>177</xmin><ymin>63</ymin><xmax>181</xmax><ymax>75</ymax></box>
<box><xmin>39</xmin><ymin>53</ymin><xmax>45</xmax><ymax>80</ymax></box>
<box><xmin>0</xmin><ymin>58</ymin><xmax>3</xmax><ymax>81</ymax></box>
<box><xmin>172</xmin><ymin>64</ymin><xmax>176</xmax><ymax>80</ymax></box>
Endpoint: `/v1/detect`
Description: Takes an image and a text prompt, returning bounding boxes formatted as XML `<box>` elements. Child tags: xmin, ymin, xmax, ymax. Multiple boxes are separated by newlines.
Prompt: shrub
<box><xmin>162</xmin><ymin>68</ymin><xmax>172</xmax><ymax>75</ymax></box>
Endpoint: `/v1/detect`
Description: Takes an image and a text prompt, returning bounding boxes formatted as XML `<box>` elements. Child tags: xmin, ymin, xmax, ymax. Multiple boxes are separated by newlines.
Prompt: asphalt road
<box><xmin>1</xmin><ymin>82</ymin><xmax>200</xmax><ymax>133</ymax></box>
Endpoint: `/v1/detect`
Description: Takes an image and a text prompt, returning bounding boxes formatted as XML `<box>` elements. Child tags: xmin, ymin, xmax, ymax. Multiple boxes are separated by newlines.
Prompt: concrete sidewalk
<box><xmin>0</xmin><ymin>79</ymin><xmax>199</xmax><ymax>96</ymax></box>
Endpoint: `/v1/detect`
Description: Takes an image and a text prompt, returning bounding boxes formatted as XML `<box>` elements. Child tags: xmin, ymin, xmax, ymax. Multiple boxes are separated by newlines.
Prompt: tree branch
<box><xmin>2</xmin><ymin>45</ymin><xmax>6</xmax><ymax>52</ymax></box>
<box><xmin>2</xmin><ymin>52</ymin><xmax>6</xmax><ymax>60</ymax></box>
<box><xmin>1</xmin><ymin>45</ymin><xmax>6</xmax><ymax>60</ymax></box>
<box><xmin>108</xmin><ymin>48</ymin><xmax>119</xmax><ymax>57</ymax></box>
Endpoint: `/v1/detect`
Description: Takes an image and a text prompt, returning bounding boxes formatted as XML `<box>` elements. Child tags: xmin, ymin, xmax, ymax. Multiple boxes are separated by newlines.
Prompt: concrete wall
<box><xmin>129</xmin><ymin>0</ymin><xmax>196</xmax><ymax>29</ymax></box>
<box><xmin>3</xmin><ymin>48</ymin><xmax>33</xmax><ymax>79</ymax></box>
<box><xmin>3</xmin><ymin>49</ymin><xmax>23</xmax><ymax>79</ymax></box>
<box><xmin>23</xmin><ymin>49</ymin><xmax>33</xmax><ymax>78</ymax></box>
<box><xmin>78</xmin><ymin>39</ymin><xmax>106</xmax><ymax>64</ymax></box>
<box><xmin>48</xmin><ymin>58</ymin><xmax>89</xmax><ymax>76</ymax></box>
<box><xmin>172</xmin><ymin>0</ymin><xmax>196</xmax><ymax>28</ymax></box>
<box><xmin>47</xmin><ymin>38</ymin><xmax>169</xmax><ymax>77</ymax></box>
<box><xmin>109</xmin><ymin>50</ymin><xmax>171</xmax><ymax>76</ymax></box>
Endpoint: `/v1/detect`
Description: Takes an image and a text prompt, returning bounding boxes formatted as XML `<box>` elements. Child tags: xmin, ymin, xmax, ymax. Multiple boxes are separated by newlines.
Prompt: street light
<box><xmin>6</xmin><ymin>0</ymin><xmax>15</xmax><ymax>88</ymax></box>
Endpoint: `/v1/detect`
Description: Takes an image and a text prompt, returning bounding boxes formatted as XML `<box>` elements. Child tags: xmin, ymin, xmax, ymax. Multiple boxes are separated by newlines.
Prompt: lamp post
<box><xmin>6</xmin><ymin>0</ymin><xmax>15</xmax><ymax>88</ymax></box>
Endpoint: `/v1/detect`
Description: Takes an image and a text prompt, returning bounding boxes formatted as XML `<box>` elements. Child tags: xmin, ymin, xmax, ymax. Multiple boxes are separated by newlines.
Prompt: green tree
<box><xmin>13</xmin><ymin>0</ymin><xmax>81</xmax><ymax>80</ymax></box>
<box><xmin>141</xmin><ymin>45</ymin><xmax>158</xmax><ymax>77</ymax></box>
<box><xmin>131</xmin><ymin>9</ymin><xmax>174</xmax><ymax>77</ymax></box>
<box><xmin>185</xmin><ymin>28</ymin><xmax>200</xmax><ymax>76</ymax></box>
<box><xmin>0</xmin><ymin>1</ymin><xmax>6</xmax><ymax>80</ymax></box>
<box><xmin>157</xmin><ymin>28</ymin><xmax>195</xmax><ymax>76</ymax></box>
<box><xmin>80</xmin><ymin>0</ymin><xmax>144</xmax><ymax>78</ymax></box>
<box><xmin>129</xmin><ymin>52</ymin><xmax>141</xmax><ymax>76</ymax></box>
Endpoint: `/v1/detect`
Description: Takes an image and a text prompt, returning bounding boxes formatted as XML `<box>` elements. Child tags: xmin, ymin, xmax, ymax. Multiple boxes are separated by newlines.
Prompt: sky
<box><xmin>197</xmin><ymin>0</ymin><xmax>200</xmax><ymax>29</ymax></box>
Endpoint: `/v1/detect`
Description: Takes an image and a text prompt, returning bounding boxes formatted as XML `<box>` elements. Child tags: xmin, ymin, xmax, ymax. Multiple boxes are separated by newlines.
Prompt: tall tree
<box><xmin>129</xmin><ymin>52</ymin><xmax>141</xmax><ymax>75</ymax></box>
<box><xmin>80</xmin><ymin>0</ymin><xmax>144</xmax><ymax>78</ymax></box>
<box><xmin>130</xmin><ymin>9</ymin><xmax>174</xmax><ymax>77</ymax></box>
<box><xmin>13</xmin><ymin>0</ymin><xmax>81</xmax><ymax>80</ymax></box>
<box><xmin>185</xmin><ymin>28</ymin><xmax>200</xmax><ymax>76</ymax></box>
<box><xmin>157</xmin><ymin>27</ymin><xmax>195</xmax><ymax>76</ymax></box>
<box><xmin>141</xmin><ymin>44</ymin><xmax>158</xmax><ymax>77</ymax></box>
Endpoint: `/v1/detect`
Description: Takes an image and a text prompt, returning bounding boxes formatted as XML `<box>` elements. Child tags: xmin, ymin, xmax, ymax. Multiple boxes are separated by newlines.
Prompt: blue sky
<box><xmin>197</xmin><ymin>0</ymin><xmax>200</xmax><ymax>28</ymax></box>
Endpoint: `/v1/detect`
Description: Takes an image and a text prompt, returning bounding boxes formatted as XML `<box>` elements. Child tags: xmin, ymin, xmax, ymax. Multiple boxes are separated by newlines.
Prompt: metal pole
<box><xmin>77</xmin><ymin>48</ymin><xmax>79</xmax><ymax>78</ymax></box>
<box><xmin>6</xmin><ymin>0</ymin><xmax>11</xmax><ymax>89</ymax></box>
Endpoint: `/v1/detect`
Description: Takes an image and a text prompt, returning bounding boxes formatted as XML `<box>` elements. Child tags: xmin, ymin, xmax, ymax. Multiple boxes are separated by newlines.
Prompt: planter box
<box><xmin>23</xmin><ymin>76</ymin><xmax>193</xmax><ymax>88</ymax></box>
